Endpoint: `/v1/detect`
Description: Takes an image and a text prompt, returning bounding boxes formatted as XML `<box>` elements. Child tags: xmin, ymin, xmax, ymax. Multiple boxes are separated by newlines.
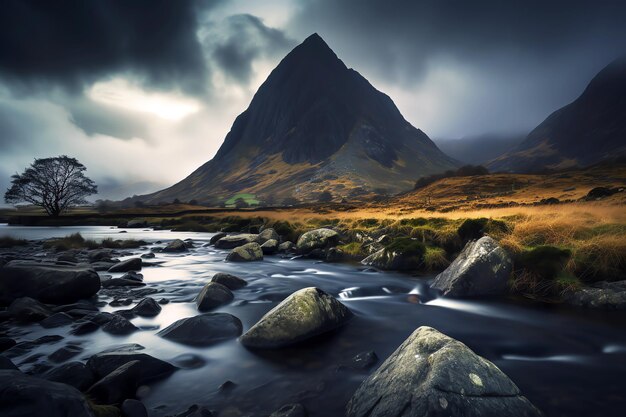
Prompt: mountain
<box><xmin>138</xmin><ymin>34</ymin><xmax>457</xmax><ymax>205</ymax></box>
<box><xmin>433</xmin><ymin>134</ymin><xmax>524</xmax><ymax>166</ymax></box>
<box><xmin>489</xmin><ymin>57</ymin><xmax>626</xmax><ymax>173</ymax></box>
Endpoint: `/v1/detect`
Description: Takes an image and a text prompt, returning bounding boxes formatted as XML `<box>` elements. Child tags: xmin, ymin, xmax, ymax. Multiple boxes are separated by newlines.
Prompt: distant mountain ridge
<box><xmin>434</xmin><ymin>134</ymin><xmax>524</xmax><ymax>166</ymax></box>
<box><xmin>489</xmin><ymin>56</ymin><xmax>626</xmax><ymax>173</ymax></box>
<box><xmin>137</xmin><ymin>34</ymin><xmax>457</xmax><ymax>204</ymax></box>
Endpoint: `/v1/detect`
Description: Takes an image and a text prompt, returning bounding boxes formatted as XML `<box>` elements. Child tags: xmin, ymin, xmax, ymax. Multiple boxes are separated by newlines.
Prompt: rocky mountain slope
<box><xmin>138</xmin><ymin>34</ymin><xmax>456</xmax><ymax>205</ymax></box>
<box><xmin>489</xmin><ymin>57</ymin><xmax>626</xmax><ymax>173</ymax></box>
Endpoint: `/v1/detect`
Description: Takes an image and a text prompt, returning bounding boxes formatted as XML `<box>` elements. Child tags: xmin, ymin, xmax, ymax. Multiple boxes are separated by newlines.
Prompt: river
<box><xmin>1</xmin><ymin>224</ymin><xmax>625</xmax><ymax>417</ymax></box>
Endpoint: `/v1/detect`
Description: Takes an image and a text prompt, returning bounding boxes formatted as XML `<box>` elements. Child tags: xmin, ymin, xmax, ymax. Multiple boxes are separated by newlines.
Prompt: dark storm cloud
<box><xmin>206</xmin><ymin>14</ymin><xmax>296</xmax><ymax>83</ymax></box>
<box><xmin>290</xmin><ymin>0</ymin><xmax>626</xmax><ymax>83</ymax></box>
<box><xmin>67</xmin><ymin>98</ymin><xmax>149</xmax><ymax>140</ymax></box>
<box><xmin>0</xmin><ymin>0</ymin><xmax>218</xmax><ymax>95</ymax></box>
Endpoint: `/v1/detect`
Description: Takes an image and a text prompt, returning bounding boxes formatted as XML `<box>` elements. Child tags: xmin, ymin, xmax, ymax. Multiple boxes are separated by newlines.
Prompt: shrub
<box><xmin>0</xmin><ymin>236</ymin><xmax>28</xmax><ymax>248</ymax></box>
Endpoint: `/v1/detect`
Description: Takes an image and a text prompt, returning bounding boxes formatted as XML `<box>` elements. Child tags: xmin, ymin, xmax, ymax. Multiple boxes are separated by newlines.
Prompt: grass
<box><xmin>423</xmin><ymin>246</ymin><xmax>449</xmax><ymax>271</ymax></box>
<box><xmin>0</xmin><ymin>236</ymin><xmax>28</xmax><ymax>248</ymax></box>
<box><xmin>43</xmin><ymin>233</ymin><xmax>146</xmax><ymax>252</ymax></box>
<box><xmin>338</xmin><ymin>242</ymin><xmax>364</xmax><ymax>257</ymax></box>
<box><xmin>225</xmin><ymin>193</ymin><xmax>260</xmax><ymax>207</ymax></box>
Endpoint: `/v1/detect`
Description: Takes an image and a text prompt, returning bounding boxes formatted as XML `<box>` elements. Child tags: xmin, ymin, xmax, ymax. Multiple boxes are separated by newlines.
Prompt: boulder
<box><xmin>215</xmin><ymin>234</ymin><xmax>259</xmax><ymax>249</ymax></box>
<box><xmin>162</xmin><ymin>239</ymin><xmax>187</xmax><ymax>253</ymax></box>
<box><xmin>107</xmin><ymin>258</ymin><xmax>142</xmax><ymax>273</ymax></box>
<box><xmin>121</xmin><ymin>399</ymin><xmax>148</xmax><ymax>417</ymax></box>
<box><xmin>258</xmin><ymin>228</ymin><xmax>279</xmax><ymax>244</ymax></box>
<box><xmin>209</xmin><ymin>232</ymin><xmax>227</xmax><ymax>245</ymax></box>
<box><xmin>270</xmin><ymin>403</ymin><xmax>307</xmax><ymax>417</ymax></box>
<box><xmin>210</xmin><ymin>273</ymin><xmax>247</xmax><ymax>290</ymax></box>
<box><xmin>278</xmin><ymin>241</ymin><xmax>296</xmax><ymax>253</ymax></box>
<box><xmin>226</xmin><ymin>242</ymin><xmax>263</xmax><ymax>262</ymax></box>
<box><xmin>157</xmin><ymin>313</ymin><xmax>243</xmax><ymax>346</ymax></box>
<box><xmin>346</xmin><ymin>326</ymin><xmax>542</xmax><ymax>417</ymax></box>
<box><xmin>0</xmin><ymin>356</ymin><xmax>18</xmax><ymax>370</ymax></box>
<box><xmin>361</xmin><ymin>238</ymin><xmax>425</xmax><ymax>271</ymax></box>
<box><xmin>240</xmin><ymin>287</ymin><xmax>352</xmax><ymax>349</ymax></box>
<box><xmin>131</xmin><ymin>297</ymin><xmax>162</xmax><ymax>316</ymax></box>
<box><xmin>101</xmin><ymin>278</ymin><xmax>146</xmax><ymax>288</ymax></box>
<box><xmin>120</xmin><ymin>271</ymin><xmax>143</xmax><ymax>282</ymax></box>
<box><xmin>8</xmin><ymin>297</ymin><xmax>52</xmax><ymax>322</ymax></box>
<box><xmin>41</xmin><ymin>312</ymin><xmax>74</xmax><ymax>328</ymax></box>
<box><xmin>140</xmin><ymin>252</ymin><xmax>155</xmax><ymax>259</ymax></box>
<box><xmin>87</xmin><ymin>360</ymin><xmax>141</xmax><ymax>404</ymax></box>
<box><xmin>296</xmin><ymin>228</ymin><xmax>339</xmax><ymax>253</ymax></box>
<box><xmin>196</xmin><ymin>282</ymin><xmax>233</xmax><ymax>311</ymax></box>
<box><xmin>564</xmin><ymin>280</ymin><xmax>626</xmax><ymax>310</ymax></box>
<box><xmin>0</xmin><ymin>261</ymin><xmax>100</xmax><ymax>306</ymax></box>
<box><xmin>431</xmin><ymin>236</ymin><xmax>512</xmax><ymax>297</ymax></box>
<box><xmin>102</xmin><ymin>315</ymin><xmax>138</xmax><ymax>335</ymax></box>
<box><xmin>87</xmin><ymin>351</ymin><xmax>176</xmax><ymax>384</ymax></box>
<box><xmin>49</xmin><ymin>344</ymin><xmax>83</xmax><ymax>363</ymax></box>
<box><xmin>44</xmin><ymin>361</ymin><xmax>96</xmax><ymax>391</ymax></box>
<box><xmin>89</xmin><ymin>249</ymin><xmax>113</xmax><ymax>262</ymax></box>
<box><xmin>0</xmin><ymin>370</ymin><xmax>95</xmax><ymax>417</ymax></box>
<box><xmin>261</xmin><ymin>239</ymin><xmax>279</xmax><ymax>255</ymax></box>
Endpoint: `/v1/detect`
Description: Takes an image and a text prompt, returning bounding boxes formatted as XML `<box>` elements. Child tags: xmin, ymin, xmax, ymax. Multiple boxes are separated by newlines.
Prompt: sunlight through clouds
<box><xmin>88</xmin><ymin>78</ymin><xmax>201</xmax><ymax>121</ymax></box>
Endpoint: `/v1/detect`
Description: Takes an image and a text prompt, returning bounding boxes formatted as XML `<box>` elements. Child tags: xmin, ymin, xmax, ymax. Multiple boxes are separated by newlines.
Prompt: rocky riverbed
<box><xmin>1</xmin><ymin>225</ymin><xmax>626</xmax><ymax>417</ymax></box>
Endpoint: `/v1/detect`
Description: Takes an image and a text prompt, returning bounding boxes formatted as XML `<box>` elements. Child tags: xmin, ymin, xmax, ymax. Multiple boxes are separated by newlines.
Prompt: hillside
<box><xmin>489</xmin><ymin>57</ymin><xmax>626</xmax><ymax>172</ymax></box>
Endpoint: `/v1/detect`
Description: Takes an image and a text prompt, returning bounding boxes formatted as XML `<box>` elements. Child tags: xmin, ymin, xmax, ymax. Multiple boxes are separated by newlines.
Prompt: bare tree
<box><xmin>5</xmin><ymin>156</ymin><xmax>97</xmax><ymax>217</ymax></box>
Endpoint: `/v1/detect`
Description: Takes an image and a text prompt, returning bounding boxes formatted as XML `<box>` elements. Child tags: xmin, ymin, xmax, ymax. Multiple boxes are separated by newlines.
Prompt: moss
<box><xmin>423</xmin><ymin>246</ymin><xmax>449</xmax><ymax>271</ymax></box>
<box><xmin>385</xmin><ymin>238</ymin><xmax>426</xmax><ymax>258</ymax></box>
<box><xmin>554</xmin><ymin>272</ymin><xmax>583</xmax><ymax>294</ymax></box>
<box><xmin>338</xmin><ymin>242</ymin><xmax>364</xmax><ymax>257</ymax></box>
<box><xmin>516</xmin><ymin>245</ymin><xmax>571</xmax><ymax>280</ymax></box>
<box><xmin>457</xmin><ymin>218</ymin><xmax>509</xmax><ymax>242</ymax></box>
<box><xmin>0</xmin><ymin>236</ymin><xmax>28</xmax><ymax>248</ymax></box>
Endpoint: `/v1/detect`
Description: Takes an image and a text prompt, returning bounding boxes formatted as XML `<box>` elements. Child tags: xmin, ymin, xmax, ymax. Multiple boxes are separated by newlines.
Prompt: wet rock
<box><xmin>196</xmin><ymin>282</ymin><xmax>233</xmax><ymax>311</ymax></box>
<box><xmin>170</xmin><ymin>353</ymin><xmax>207</xmax><ymax>369</ymax></box>
<box><xmin>209</xmin><ymin>232</ymin><xmax>227</xmax><ymax>245</ymax></box>
<box><xmin>102</xmin><ymin>315</ymin><xmax>139</xmax><ymax>335</ymax></box>
<box><xmin>564</xmin><ymin>280</ymin><xmax>626</xmax><ymax>310</ymax></box>
<box><xmin>52</xmin><ymin>300</ymin><xmax>99</xmax><ymax>313</ymax></box>
<box><xmin>101</xmin><ymin>277</ymin><xmax>146</xmax><ymax>288</ymax></box>
<box><xmin>57</xmin><ymin>253</ymin><xmax>78</xmax><ymax>263</ymax></box>
<box><xmin>4</xmin><ymin>335</ymin><xmax>64</xmax><ymax>359</ymax></box>
<box><xmin>240</xmin><ymin>287</ymin><xmax>353</xmax><ymax>349</ymax></box>
<box><xmin>173</xmin><ymin>404</ymin><xmax>213</xmax><ymax>417</ymax></box>
<box><xmin>226</xmin><ymin>242</ymin><xmax>263</xmax><ymax>262</ymax></box>
<box><xmin>87</xmin><ymin>351</ymin><xmax>177</xmax><ymax>383</ymax></box>
<box><xmin>346</xmin><ymin>326</ymin><xmax>542</xmax><ymax>417</ymax></box>
<box><xmin>258</xmin><ymin>228</ymin><xmax>280</xmax><ymax>244</ymax></box>
<box><xmin>44</xmin><ymin>361</ymin><xmax>97</xmax><ymax>391</ymax></box>
<box><xmin>122</xmin><ymin>399</ymin><xmax>148</xmax><ymax>417</ymax></box>
<box><xmin>41</xmin><ymin>312</ymin><xmax>74</xmax><ymax>328</ymax></box>
<box><xmin>71</xmin><ymin>319</ymin><xmax>100</xmax><ymax>335</ymax></box>
<box><xmin>8</xmin><ymin>296</ymin><xmax>52</xmax><ymax>322</ymax></box>
<box><xmin>141</xmin><ymin>252</ymin><xmax>155</xmax><ymax>259</ymax></box>
<box><xmin>261</xmin><ymin>239</ymin><xmax>279</xmax><ymax>255</ymax></box>
<box><xmin>361</xmin><ymin>238</ymin><xmax>425</xmax><ymax>271</ymax></box>
<box><xmin>162</xmin><ymin>239</ymin><xmax>188</xmax><ymax>253</ymax></box>
<box><xmin>90</xmin><ymin>261</ymin><xmax>117</xmax><ymax>271</ymax></box>
<box><xmin>89</xmin><ymin>249</ymin><xmax>114</xmax><ymax>262</ymax></box>
<box><xmin>218</xmin><ymin>380</ymin><xmax>237</xmax><ymax>393</ymax></box>
<box><xmin>158</xmin><ymin>313</ymin><xmax>242</xmax><ymax>346</ymax></box>
<box><xmin>270</xmin><ymin>403</ymin><xmax>307</xmax><ymax>417</ymax></box>
<box><xmin>325</xmin><ymin>247</ymin><xmax>345</xmax><ymax>262</ymax></box>
<box><xmin>339</xmin><ymin>350</ymin><xmax>378</xmax><ymax>371</ymax></box>
<box><xmin>131</xmin><ymin>297</ymin><xmax>161</xmax><ymax>316</ymax></box>
<box><xmin>215</xmin><ymin>234</ymin><xmax>259</xmax><ymax>249</ymax></box>
<box><xmin>296</xmin><ymin>228</ymin><xmax>339</xmax><ymax>253</ymax></box>
<box><xmin>278</xmin><ymin>241</ymin><xmax>296</xmax><ymax>253</ymax></box>
<box><xmin>49</xmin><ymin>344</ymin><xmax>83</xmax><ymax>363</ymax></box>
<box><xmin>0</xmin><ymin>356</ymin><xmax>18</xmax><ymax>370</ymax></box>
<box><xmin>0</xmin><ymin>370</ymin><xmax>94</xmax><ymax>417</ymax></box>
<box><xmin>121</xmin><ymin>271</ymin><xmax>144</xmax><ymax>282</ymax></box>
<box><xmin>108</xmin><ymin>257</ymin><xmax>142</xmax><ymax>273</ymax></box>
<box><xmin>210</xmin><ymin>273</ymin><xmax>247</xmax><ymax>290</ymax></box>
<box><xmin>0</xmin><ymin>337</ymin><xmax>16</xmax><ymax>352</ymax></box>
<box><xmin>431</xmin><ymin>236</ymin><xmax>512</xmax><ymax>297</ymax></box>
<box><xmin>88</xmin><ymin>360</ymin><xmax>141</xmax><ymax>404</ymax></box>
<box><xmin>0</xmin><ymin>261</ymin><xmax>100</xmax><ymax>305</ymax></box>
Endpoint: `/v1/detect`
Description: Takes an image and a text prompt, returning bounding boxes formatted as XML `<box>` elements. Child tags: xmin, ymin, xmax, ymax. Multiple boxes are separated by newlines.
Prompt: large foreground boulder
<box><xmin>215</xmin><ymin>234</ymin><xmax>259</xmax><ymax>249</ymax></box>
<box><xmin>431</xmin><ymin>236</ymin><xmax>512</xmax><ymax>297</ymax></box>
<box><xmin>196</xmin><ymin>282</ymin><xmax>233</xmax><ymax>311</ymax></box>
<box><xmin>0</xmin><ymin>370</ymin><xmax>95</xmax><ymax>417</ymax></box>
<box><xmin>226</xmin><ymin>243</ymin><xmax>263</xmax><ymax>262</ymax></box>
<box><xmin>296</xmin><ymin>228</ymin><xmax>338</xmax><ymax>253</ymax></box>
<box><xmin>240</xmin><ymin>287</ymin><xmax>352</xmax><ymax>349</ymax></box>
<box><xmin>346</xmin><ymin>326</ymin><xmax>542</xmax><ymax>417</ymax></box>
<box><xmin>0</xmin><ymin>261</ymin><xmax>100</xmax><ymax>306</ymax></box>
<box><xmin>157</xmin><ymin>313</ymin><xmax>242</xmax><ymax>346</ymax></box>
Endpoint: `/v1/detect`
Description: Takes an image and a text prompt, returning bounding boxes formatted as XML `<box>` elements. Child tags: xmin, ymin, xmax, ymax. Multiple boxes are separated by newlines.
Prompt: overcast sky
<box><xmin>1</xmin><ymin>0</ymin><xmax>625</xmax><ymax>200</ymax></box>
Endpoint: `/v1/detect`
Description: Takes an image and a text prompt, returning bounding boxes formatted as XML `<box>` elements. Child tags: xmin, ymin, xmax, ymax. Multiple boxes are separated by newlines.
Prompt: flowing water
<box><xmin>1</xmin><ymin>224</ymin><xmax>625</xmax><ymax>417</ymax></box>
